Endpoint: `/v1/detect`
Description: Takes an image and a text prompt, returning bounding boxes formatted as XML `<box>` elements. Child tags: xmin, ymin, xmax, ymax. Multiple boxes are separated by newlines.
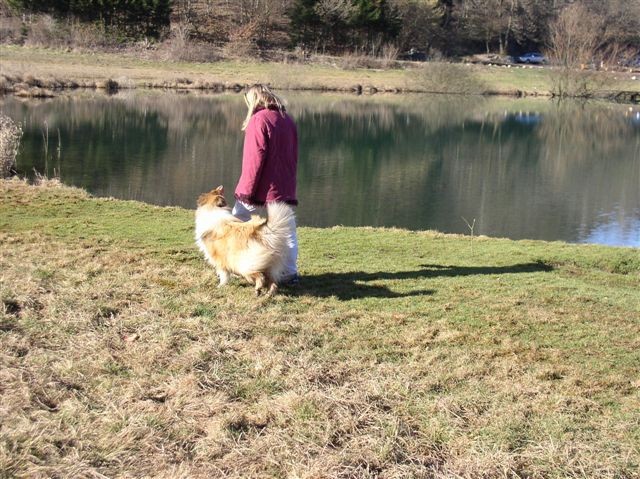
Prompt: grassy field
<box><xmin>1</xmin><ymin>45</ymin><xmax>639</xmax><ymax>97</ymax></box>
<box><xmin>1</xmin><ymin>179</ymin><xmax>639</xmax><ymax>478</ymax></box>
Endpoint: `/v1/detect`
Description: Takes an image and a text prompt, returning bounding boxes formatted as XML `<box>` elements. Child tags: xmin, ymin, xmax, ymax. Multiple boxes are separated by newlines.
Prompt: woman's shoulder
<box><xmin>247</xmin><ymin>109</ymin><xmax>270</xmax><ymax>130</ymax></box>
<box><xmin>251</xmin><ymin>108</ymin><xmax>294</xmax><ymax>127</ymax></box>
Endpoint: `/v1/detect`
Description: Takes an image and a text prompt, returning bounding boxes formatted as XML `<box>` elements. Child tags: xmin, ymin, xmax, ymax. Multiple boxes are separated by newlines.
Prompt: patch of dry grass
<box><xmin>0</xmin><ymin>114</ymin><xmax>22</xmax><ymax>177</ymax></box>
<box><xmin>1</xmin><ymin>179</ymin><xmax>639</xmax><ymax>478</ymax></box>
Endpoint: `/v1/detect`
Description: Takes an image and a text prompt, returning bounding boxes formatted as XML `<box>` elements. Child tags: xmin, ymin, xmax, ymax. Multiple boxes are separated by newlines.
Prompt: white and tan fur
<box><xmin>195</xmin><ymin>186</ymin><xmax>295</xmax><ymax>295</ymax></box>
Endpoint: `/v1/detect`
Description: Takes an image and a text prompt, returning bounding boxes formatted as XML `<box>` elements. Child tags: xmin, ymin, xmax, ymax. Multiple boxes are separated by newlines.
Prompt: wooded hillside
<box><xmin>2</xmin><ymin>0</ymin><xmax>639</xmax><ymax>60</ymax></box>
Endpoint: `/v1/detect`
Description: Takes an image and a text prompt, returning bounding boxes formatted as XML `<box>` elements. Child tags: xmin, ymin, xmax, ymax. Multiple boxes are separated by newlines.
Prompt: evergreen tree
<box><xmin>288</xmin><ymin>0</ymin><xmax>323</xmax><ymax>48</ymax></box>
<box><xmin>352</xmin><ymin>0</ymin><xmax>400</xmax><ymax>45</ymax></box>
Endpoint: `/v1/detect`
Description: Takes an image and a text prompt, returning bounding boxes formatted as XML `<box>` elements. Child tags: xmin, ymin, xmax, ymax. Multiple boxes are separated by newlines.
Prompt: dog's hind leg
<box><xmin>264</xmin><ymin>272</ymin><xmax>278</xmax><ymax>296</ymax></box>
<box><xmin>245</xmin><ymin>273</ymin><xmax>266</xmax><ymax>296</ymax></box>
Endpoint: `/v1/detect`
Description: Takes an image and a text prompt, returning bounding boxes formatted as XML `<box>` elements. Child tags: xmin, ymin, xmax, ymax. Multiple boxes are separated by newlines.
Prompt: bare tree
<box><xmin>588</xmin><ymin>0</ymin><xmax>640</xmax><ymax>67</ymax></box>
<box><xmin>454</xmin><ymin>0</ymin><xmax>518</xmax><ymax>55</ymax></box>
<box><xmin>391</xmin><ymin>0</ymin><xmax>442</xmax><ymax>53</ymax></box>
<box><xmin>546</xmin><ymin>2</ymin><xmax>607</xmax><ymax>97</ymax></box>
<box><xmin>171</xmin><ymin>0</ymin><xmax>292</xmax><ymax>49</ymax></box>
<box><xmin>582</xmin><ymin>0</ymin><xmax>640</xmax><ymax>47</ymax></box>
<box><xmin>547</xmin><ymin>2</ymin><xmax>605</xmax><ymax>69</ymax></box>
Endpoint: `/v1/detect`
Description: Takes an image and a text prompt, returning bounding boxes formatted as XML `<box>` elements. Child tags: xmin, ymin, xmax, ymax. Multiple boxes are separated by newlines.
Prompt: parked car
<box><xmin>401</xmin><ymin>48</ymin><xmax>428</xmax><ymax>62</ymax></box>
<box><xmin>516</xmin><ymin>52</ymin><xmax>546</xmax><ymax>64</ymax></box>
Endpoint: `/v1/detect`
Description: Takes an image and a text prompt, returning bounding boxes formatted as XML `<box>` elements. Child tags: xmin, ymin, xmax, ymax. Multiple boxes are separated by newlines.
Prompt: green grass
<box><xmin>1</xmin><ymin>179</ymin><xmax>639</xmax><ymax>478</ymax></box>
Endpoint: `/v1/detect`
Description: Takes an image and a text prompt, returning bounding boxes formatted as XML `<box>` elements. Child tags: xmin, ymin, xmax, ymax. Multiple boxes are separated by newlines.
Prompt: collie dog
<box><xmin>195</xmin><ymin>186</ymin><xmax>295</xmax><ymax>295</ymax></box>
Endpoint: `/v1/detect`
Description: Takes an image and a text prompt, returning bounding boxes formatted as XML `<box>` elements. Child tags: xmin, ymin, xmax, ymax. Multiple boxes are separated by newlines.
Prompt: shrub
<box><xmin>419</xmin><ymin>62</ymin><xmax>486</xmax><ymax>94</ymax></box>
<box><xmin>24</xmin><ymin>13</ymin><xmax>60</xmax><ymax>46</ymax></box>
<box><xmin>548</xmin><ymin>69</ymin><xmax>611</xmax><ymax>98</ymax></box>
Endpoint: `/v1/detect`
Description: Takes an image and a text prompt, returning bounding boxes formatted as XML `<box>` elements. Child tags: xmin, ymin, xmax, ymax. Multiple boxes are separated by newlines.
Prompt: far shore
<box><xmin>1</xmin><ymin>45</ymin><xmax>639</xmax><ymax>102</ymax></box>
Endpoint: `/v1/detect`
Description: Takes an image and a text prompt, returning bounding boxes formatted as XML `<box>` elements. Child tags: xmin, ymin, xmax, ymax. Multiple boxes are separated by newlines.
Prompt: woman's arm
<box><xmin>235</xmin><ymin>116</ymin><xmax>269</xmax><ymax>204</ymax></box>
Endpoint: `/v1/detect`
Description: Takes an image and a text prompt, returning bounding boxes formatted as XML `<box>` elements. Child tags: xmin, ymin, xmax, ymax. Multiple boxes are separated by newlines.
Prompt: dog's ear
<box><xmin>214</xmin><ymin>185</ymin><xmax>224</xmax><ymax>194</ymax></box>
<box><xmin>197</xmin><ymin>192</ymin><xmax>210</xmax><ymax>207</ymax></box>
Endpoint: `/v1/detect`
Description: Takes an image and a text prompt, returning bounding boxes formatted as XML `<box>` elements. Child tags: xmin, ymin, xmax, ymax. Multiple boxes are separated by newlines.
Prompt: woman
<box><xmin>232</xmin><ymin>84</ymin><xmax>299</xmax><ymax>284</ymax></box>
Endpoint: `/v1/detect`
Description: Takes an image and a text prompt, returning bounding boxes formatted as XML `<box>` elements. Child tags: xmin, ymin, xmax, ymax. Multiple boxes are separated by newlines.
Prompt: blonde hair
<box><xmin>242</xmin><ymin>84</ymin><xmax>286</xmax><ymax>130</ymax></box>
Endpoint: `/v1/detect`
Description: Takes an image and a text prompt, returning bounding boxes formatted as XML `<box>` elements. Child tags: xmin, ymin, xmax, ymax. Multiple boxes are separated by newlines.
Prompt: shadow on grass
<box><xmin>283</xmin><ymin>261</ymin><xmax>552</xmax><ymax>300</ymax></box>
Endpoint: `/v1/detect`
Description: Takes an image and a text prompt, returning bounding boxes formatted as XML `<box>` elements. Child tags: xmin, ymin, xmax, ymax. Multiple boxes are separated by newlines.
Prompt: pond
<box><xmin>2</xmin><ymin>91</ymin><xmax>639</xmax><ymax>247</ymax></box>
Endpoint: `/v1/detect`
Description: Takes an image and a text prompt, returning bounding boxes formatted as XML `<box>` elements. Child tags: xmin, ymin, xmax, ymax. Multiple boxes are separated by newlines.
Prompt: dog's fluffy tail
<box><xmin>263</xmin><ymin>202</ymin><xmax>296</xmax><ymax>250</ymax></box>
<box><xmin>258</xmin><ymin>202</ymin><xmax>296</xmax><ymax>279</ymax></box>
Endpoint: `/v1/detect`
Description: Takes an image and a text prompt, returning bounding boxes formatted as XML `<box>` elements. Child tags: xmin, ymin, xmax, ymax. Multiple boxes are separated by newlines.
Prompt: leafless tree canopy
<box><xmin>547</xmin><ymin>3</ymin><xmax>605</xmax><ymax>68</ymax></box>
<box><xmin>3</xmin><ymin>0</ymin><xmax>640</xmax><ymax>58</ymax></box>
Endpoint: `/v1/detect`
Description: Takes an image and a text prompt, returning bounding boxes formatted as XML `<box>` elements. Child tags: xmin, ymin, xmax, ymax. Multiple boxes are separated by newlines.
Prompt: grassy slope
<box><xmin>1</xmin><ymin>179</ymin><xmax>639</xmax><ymax>478</ymax></box>
<box><xmin>1</xmin><ymin>45</ymin><xmax>639</xmax><ymax>95</ymax></box>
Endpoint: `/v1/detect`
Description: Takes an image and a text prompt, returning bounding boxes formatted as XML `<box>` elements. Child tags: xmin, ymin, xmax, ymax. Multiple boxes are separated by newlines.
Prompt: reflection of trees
<box><xmin>112</xmin><ymin>92</ymin><xmax>246</xmax><ymax>206</ymax></box>
<box><xmin>534</xmin><ymin>101</ymin><xmax>640</xmax><ymax>243</ymax></box>
<box><xmin>3</xmin><ymin>92</ymin><xmax>246</xmax><ymax>207</ymax></box>
<box><xmin>8</xmin><ymin>95</ymin><xmax>170</xmax><ymax>193</ymax></box>
<box><xmin>2</xmin><ymin>92</ymin><xmax>638</xmax><ymax>244</ymax></box>
<box><xmin>292</xmin><ymin>95</ymin><xmax>482</xmax><ymax>227</ymax></box>
<box><xmin>537</xmin><ymin>102</ymin><xmax>635</xmax><ymax>176</ymax></box>
<box><xmin>293</xmin><ymin>96</ymin><xmax>639</xmax><ymax>243</ymax></box>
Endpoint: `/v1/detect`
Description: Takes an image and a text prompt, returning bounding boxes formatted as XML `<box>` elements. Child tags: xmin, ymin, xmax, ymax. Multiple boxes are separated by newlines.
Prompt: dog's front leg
<box><xmin>217</xmin><ymin>269</ymin><xmax>231</xmax><ymax>287</ymax></box>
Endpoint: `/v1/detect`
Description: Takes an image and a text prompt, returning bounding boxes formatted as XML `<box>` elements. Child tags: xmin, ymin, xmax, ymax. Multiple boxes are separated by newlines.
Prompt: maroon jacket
<box><xmin>234</xmin><ymin>106</ymin><xmax>298</xmax><ymax>206</ymax></box>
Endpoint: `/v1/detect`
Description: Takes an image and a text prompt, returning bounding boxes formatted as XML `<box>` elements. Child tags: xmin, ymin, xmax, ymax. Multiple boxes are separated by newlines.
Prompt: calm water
<box><xmin>2</xmin><ymin>91</ymin><xmax>639</xmax><ymax>247</ymax></box>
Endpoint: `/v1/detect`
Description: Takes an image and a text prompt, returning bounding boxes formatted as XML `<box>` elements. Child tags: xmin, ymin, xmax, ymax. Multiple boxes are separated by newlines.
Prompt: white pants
<box><xmin>232</xmin><ymin>200</ymin><xmax>298</xmax><ymax>279</ymax></box>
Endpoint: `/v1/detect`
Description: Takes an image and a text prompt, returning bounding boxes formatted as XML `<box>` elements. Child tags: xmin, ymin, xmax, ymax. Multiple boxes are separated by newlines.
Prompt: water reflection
<box><xmin>1</xmin><ymin>91</ymin><xmax>639</xmax><ymax>247</ymax></box>
<box><xmin>508</xmin><ymin>112</ymin><xmax>542</xmax><ymax>125</ymax></box>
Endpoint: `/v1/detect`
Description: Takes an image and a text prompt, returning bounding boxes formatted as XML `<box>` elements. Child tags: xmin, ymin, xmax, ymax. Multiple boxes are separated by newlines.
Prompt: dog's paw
<box><xmin>267</xmin><ymin>283</ymin><xmax>278</xmax><ymax>296</ymax></box>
